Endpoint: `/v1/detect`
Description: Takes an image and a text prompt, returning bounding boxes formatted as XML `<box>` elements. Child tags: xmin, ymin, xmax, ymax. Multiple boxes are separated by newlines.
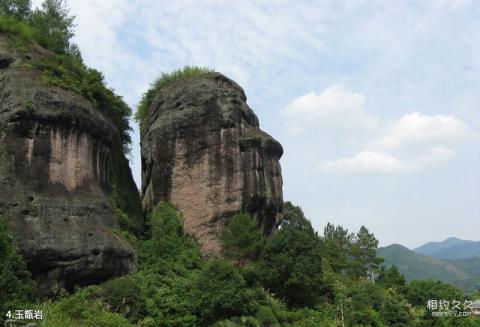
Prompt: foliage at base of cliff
<box><xmin>5</xmin><ymin>203</ymin><xmax>474</xmax><ymax>327</ymax></box>
<box><xmin>0</xmin><ymin>217</ymin><xmax>36</xmax><ymax>325</ymax></box>
<box><xmin>109</xmin><ymin>146</ymin><xmax>144</xmax><ymax>235</ymax></box>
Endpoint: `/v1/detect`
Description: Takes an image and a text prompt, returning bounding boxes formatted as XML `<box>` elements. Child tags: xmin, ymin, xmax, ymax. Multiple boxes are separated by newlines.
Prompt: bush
<box><xmin>0</xmin><ymin>14</ymin><xmax>34</xmax><ymax>45</ymax></box>
<box><xmin>138</xmin><ymin>202</ymin><xmax>201</xmax><ymax>268</ymax></box>
<box><xmin>281</xmin><ymin>201</ymin><xmax>314</xmax><ymax>232</ymax></box>
<box><xmin>405</xmin><ymin>279</ymin><xmax>465</xmax><ymax>307</ymax></box>
<box><xmin>257</xmin><ymin>225</ymin><xmax>324</xmax><ymax>307</ymax></box>
<box><xmin>135</xmin><ymin>66</ymin><xmax>214</xmax><ymax>123</ymax></box>
<box><xmin>255</xmin><ymin>305</ymin><xmax>278</xmax><ymax>326</ymax></box>
<box><xmin>221</xmin><ymin>212</ymin><xmax>265</xmax><ymax>263</ymax></box>
<box><xmin>0</xmin><ymin>0</ymin><xmax>32</xmax><ymax>20</ymax></box>
<box><xmin>192</xmin><ymin>259</ymin><xmax>260</xmax><ymax>325</ymax></box>
<box><xmin>0</xmin><ymin>0</ymin><xmax>74</xmax><ymax>54</ymax></box>
<box><xmin>100</xmin><ymin>277</ymin><xmax>146</xmax><ymax>322</ymax></box>
<box><xmin>379</xmin><ymin>292</ymin><xmax>415</xmax><ymax>327</ymax></box>
<box><xmin>129</xmin><ymin>203</ymin><xmax>201</xmax><ymax>326</ymax></box>
<box><xmin>29</xmin><ymin>0</ymin><xmax>74</xmax><ymax>53</ymax></box>
<box><xmin>284</xmin><ymin>309</ymin><xmax>336</xmax><ymax>327</ymax></box>
<box><xmin>212</xmin><ymin>316</ymin><xmax>261</xmax><ymax>327</ymax></box>
<box><xmin>134</xmin><ymin>268</ymin><xmax>198</xmax><ymax>327</ymax></box>
<box><xmin>39</xmin><ymin>287</ymin><xmax>133</xmax><ymax>327</ymax></box>
<box><xmin>0</xmin><ymin>2</ymin><xmax>142</xmax><ymax>237</ymax></box>
<box><xmin>109</xmin><ymin>148</ymin><xmax>144</xmax><ymax>235</ymax></box>
<box><xmin>0</xmin><ymin>2</ymin><xmax>132</xmax><ymax>153</ymax></box>
<box><xmin>0</xmin><ymin>217</ymin><xmax>36</xmax><ymax>321</ymax></box>
<box><xmin>28</xmin><ymin>55</ymin><xmax>132</xmax><ymax>151</ymax></box>
<box><xmin>377</xmin><ymin>265</ymin><xmax>406</xmax><ymax>291</ymax></box>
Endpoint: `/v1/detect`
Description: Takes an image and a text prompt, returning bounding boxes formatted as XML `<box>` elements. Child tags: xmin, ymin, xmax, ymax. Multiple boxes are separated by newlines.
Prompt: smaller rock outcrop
<box><xmin>0</xmin><ymin>36</ymin><xmax>138</xmax><ymax>295</ymax></box>
<box><xmin>141</xmin><ymin>72</ymin><xmax>283</xmax><ymax>256</ymax></box>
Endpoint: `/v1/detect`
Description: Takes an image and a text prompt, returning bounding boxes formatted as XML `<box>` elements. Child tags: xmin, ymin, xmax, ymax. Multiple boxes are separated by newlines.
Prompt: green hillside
<box><xmin>414</xmin><ymin>237</ymin><xmax>471</xmax><ymax>256</ymax></box>
<box><xmin>378</xmin><ymin>244</ymin><xmax>468</xmax><ymax>281</ymax></box>
<box><xmin>448</xmin><ymin>257</ymin><xmax>480</xmax><ymax>276</ymax></box>
<box><xmin>378</xmin><ymin>244</ymin><xmax>480</xmax><ymax>294</ymax></box>
<box><xmin>414</xmin><ymin>238</ymin><xmax>480</xmax><ymax>260</ymax></box>
<box><xmin>430</xmin><ymin>243</ymin><xmax>480</xmax><ymax>260</ymax></box>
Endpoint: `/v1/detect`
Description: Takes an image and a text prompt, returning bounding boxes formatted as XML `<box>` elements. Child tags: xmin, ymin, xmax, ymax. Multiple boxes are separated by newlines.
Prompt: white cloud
<box><xmin>421</xmin><ymin>146</ymin><xmax>455</xmax><ymax>164</ymax></box>
<box><xmin>318</xmin><ymin>151</ymin><xmax>407</xmax><ymax>173</ymax></box>
<box><xmin>318</xmin><ymin>146</ymin><xmax>455</xmax><ymax>173</ymax></box>
<box><xmin>378</xmin><ymin>112</ymin><xmax>470</xmax><ymax>148</ymax></box>
<box><xmin>311</xmin><ymin>109</ymin><xmax>469</xmax><ymax>173</ymax></box>
<box><xmin>300</xmin><ymin>84</ymin><xmax>477</xmax><ymax>174</ymax></box>
<box><xmin>284</xmin><ymin>84</ymin><xmax>379</xmax><ymax>135</ymax></box>
<box><xmin>285</xmin><ymin>85</ymin><xmax>473</xmax><ymax>173</ymax></box>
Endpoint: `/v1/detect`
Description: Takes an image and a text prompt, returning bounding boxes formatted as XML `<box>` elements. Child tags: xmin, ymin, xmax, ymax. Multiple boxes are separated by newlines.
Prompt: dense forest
<box><xmin>2</xmin><ymin>202</ymin><xmax>479</xmax><ymax>326</ymax></box>
<box><xmin>0</xmin><ymin>1</ymin><xmax>479</xmax><ymax>326</ymax></box>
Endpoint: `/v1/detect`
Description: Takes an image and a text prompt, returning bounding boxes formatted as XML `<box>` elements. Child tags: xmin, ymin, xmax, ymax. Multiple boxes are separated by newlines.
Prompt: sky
<box><xmin>32</xmin><ymin>0</ymin><xmax>480</xmax><ymax>249</ymax></box>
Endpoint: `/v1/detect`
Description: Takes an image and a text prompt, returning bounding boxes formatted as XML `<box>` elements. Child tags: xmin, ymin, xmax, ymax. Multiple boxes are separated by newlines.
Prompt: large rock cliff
<box><xmin>140</xmin><ymin>73</ymin><xmax>283</xmax><ymax>255</ymax></box>
<box><xmin>0</xmin><ymin>37</ymin><xmax>140</xmax><ymax>295</ymax></box>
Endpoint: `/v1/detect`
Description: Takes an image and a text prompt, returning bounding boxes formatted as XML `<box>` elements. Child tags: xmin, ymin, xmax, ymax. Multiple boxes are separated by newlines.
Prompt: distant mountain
<box><xmin>447</xmin><ymin>257</ymin><xmax>480</xmax><ymax>276</ymax></box>
<box><xmin>377</xmin><ymin>244</ymin><xmax>480</xmax><ymax>294</ymax></box>
<box><xmin>429</xmin><ymin>243</ymin><xmax>480</xmax><ymax>260</ymax></box>
<box><xmin>414</xmin><ymin>237</ymin><xmax>471</xmax><ymax>255</ymax></box>
<box><xmin>378</xmin><ymin>244</ymin><xmax>468</xmax><ymax>281</ymax></box>
<box><xmin>414</xmin><ymin>237</ymin><xmax>480</xmax><ymax>260</ymax></box>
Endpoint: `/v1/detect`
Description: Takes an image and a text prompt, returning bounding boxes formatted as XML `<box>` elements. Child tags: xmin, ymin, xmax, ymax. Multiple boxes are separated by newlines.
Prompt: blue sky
<box><xmin>34</xmin><ymin>0</ymin><xmax>480</xmax><ymax>248</ymax></box>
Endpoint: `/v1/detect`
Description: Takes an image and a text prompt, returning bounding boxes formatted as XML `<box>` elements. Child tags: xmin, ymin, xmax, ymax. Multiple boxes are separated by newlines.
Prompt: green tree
<box><xmin>0</xmin><ymin>217</ymin><xmax>36</xmax><ymax>318</ymax></box>
<box><xmin>100</xmin><ymin>277</ymin><xmax>146</xmax><ymax>322</ymax></box>
<box><xmin>377</xmin><ymin>265</ymin><xmax>406</xmax><ymax>291</ymax></box>
<box><xmin>139</xmin><ymin>202</ymin><xmax>201</xmax><ymax>268</ymax></box>
<box><xmin>351</xmin><ymin>307</ymin><xmax>384</xmax><ymax>327</ymax></box>
<box><xmin>343</xmin><ymin>281</ymin><xmax>384</xmax><ymax>324</ymax></box>
<box><xmin>257</xmin><ymin>224</ymin><xmax>324</xmax><ymax>307</ymax></box>
<box><xmin>349</xmin><ymin>226</ymin><xmax>384</xmax><ymax>280</ymax></box>
<box><xmin>281</xmin><ymin>201</ymin><xmax>314</xmax><ymax>232</ymax></box>
<box><xmin>379</xmin><ymin>292</ymin><xmax>415</xmax><ymax>327</ymax></box>
<box><xmin>221</xmin><ymin>212</ymin><xmax>265</xmax><ymax>264</ymax></box>
<box><xmin>30</xmin><ymin>0</ymin><xmax>75</xmax><ymax>53</ymax></box>
<box><xmin>192</xmin><ymin>259</ymin><xmax>259</xmax><ymax>325</ymax></box>
<box><xmin>323</xmin><ymin>223</ymin><xmax>354</xmax><ymax>274</ymax></box>
<box><xmin>405</xmin><ymin>279</ymin><xmax>464</xmax><ymax>307</ymax></box>
<box><xmin>405</xmin><ymin>280</ymin><xmax>478</xmax><ymax>326</ymax></box>
<box><xmin>0</xmin><ymin>0</ymin><xmax>31</xmax><ymax>19</ymax></box>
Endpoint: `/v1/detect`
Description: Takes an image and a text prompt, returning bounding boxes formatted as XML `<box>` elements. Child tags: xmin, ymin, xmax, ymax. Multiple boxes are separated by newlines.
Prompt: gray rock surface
<box><xmin>141</xmin><ymin>73</ymin><xmax>283</xmax><ymax>255</ymax></box>
<box><xmin>0</xmin><ymin>36</ymin><xmax>136</xmax><ymax>295</ymax></box>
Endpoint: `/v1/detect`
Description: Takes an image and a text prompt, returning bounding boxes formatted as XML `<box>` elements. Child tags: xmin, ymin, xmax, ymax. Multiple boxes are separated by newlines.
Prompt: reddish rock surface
<box><xmin>0</xmin><ymin>38</ymin><xmax>138</xmax><ymax>295</ymax></box>
<box><xmin>140</xmin><ymin>73</ymin><xmax>283</xmax><ymax>255</ymax></box>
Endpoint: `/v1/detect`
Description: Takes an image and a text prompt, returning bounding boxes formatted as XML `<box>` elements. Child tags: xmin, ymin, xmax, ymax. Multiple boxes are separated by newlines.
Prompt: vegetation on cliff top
<box><xmin>27</xmin><ymin>55</ymin><xmax>133</xmax><ymax>150</ymax></box>
<box><xmin>0</xmin><ymin>0</ymin><xmax>75</xmax><ymax>54</ymax></box>
<box><xmin>0</xmin><ymin>0</ymin><xmax>144</xmax><ymax>234</ymax></box>
<box><xmin>134</xmin><ymin>66</ymin><xmax>214</xmax><ymax>123</ymax></box>
<box><xmin>0</xmin><ymin>0</ymin><xmax>132</xmax><ymax>151</ymax></box>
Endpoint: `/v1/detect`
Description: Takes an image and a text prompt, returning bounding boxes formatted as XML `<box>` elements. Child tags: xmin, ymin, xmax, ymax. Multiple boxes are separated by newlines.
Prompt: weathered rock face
<box><xmin>0</xmin><ymin>38</ymin><xmax>137</xmax><ymax>295</ymax></box>
<box><xmin>141</xmin><ymin>73</ymin><xmax>283</xmax><ymax>255</ymax></box>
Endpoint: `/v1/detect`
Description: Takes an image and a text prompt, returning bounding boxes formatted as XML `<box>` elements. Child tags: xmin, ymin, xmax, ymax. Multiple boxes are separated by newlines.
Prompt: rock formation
<box><xmin>0</xmin><ymin>37</ymin><xmax>139</xmax><ymax>295</ymax></box>
<box><xmin>140</xmin><ymin>72</ymin><xmax>283</xmax><ymax>255</ymax></box>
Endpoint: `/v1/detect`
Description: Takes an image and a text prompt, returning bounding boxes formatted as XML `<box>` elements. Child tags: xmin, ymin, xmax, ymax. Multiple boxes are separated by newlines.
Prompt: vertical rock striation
<box><xmin>0</xmin><ymin>38</ymin><xmax>138</xmax><ymax>295</ymax></box>
<box><xmin>141</xmin><ymin>73</ymin><xmax>283</xmax><ymax>255</ymax></box>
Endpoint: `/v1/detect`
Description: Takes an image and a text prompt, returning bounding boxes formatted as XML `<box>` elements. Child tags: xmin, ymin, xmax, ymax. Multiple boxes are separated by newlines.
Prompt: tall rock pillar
<box><xmin>141</xmin><ymin>72</ymin><xmax>283</xmax><ymax>255</ymax></box>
